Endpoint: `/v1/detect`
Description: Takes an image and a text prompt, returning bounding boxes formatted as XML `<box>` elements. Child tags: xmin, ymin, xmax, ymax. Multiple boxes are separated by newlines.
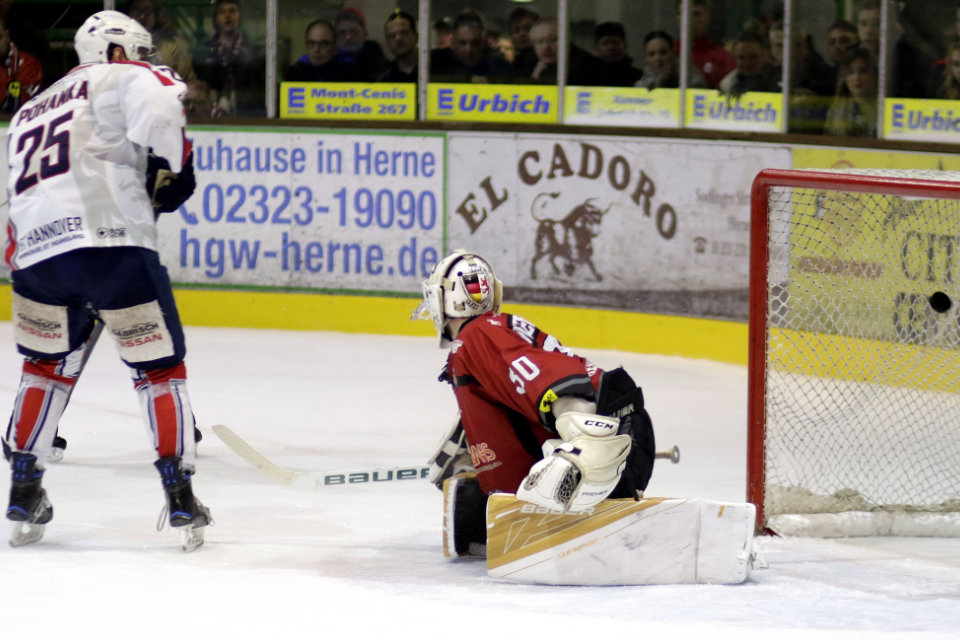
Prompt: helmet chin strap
<box><xmin>445</xmin><ymin>317</ymin><xmax>469</xmax><ymax>341</ymax></box>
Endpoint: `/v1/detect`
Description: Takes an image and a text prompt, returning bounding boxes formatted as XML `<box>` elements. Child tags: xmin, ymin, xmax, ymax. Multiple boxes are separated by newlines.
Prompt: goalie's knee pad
<box><xmin>442</xmin><ymin>473</ymin><xmax>488</xmax><ymax>558</ymax></box>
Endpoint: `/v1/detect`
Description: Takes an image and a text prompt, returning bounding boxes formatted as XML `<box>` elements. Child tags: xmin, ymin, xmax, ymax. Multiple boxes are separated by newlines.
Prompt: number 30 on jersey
<box><xmin>509</xmin><ymin>355</ymin><xmax>540</xmax><ymax>394</ymax></box>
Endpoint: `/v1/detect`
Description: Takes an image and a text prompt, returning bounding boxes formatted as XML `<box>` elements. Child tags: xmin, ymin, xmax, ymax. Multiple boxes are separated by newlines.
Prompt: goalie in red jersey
<box><xmin>413</xmin><ymin>249</ymin><xmax>656</xmax><ymax>557</ymax></box>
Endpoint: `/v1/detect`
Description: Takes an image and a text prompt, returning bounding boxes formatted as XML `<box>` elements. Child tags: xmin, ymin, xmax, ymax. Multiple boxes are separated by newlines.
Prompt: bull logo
<box><xmin>529</xmin><ymin>192</ymin><xmax>608</xmax><ymax>281</ymax></box>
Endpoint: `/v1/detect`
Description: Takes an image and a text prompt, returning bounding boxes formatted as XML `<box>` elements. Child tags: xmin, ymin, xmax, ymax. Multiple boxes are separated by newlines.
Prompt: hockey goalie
<box><xmin>413</xmin><ymin>250</ymin><xmax>757</xmax><ymax>585</ymax></box>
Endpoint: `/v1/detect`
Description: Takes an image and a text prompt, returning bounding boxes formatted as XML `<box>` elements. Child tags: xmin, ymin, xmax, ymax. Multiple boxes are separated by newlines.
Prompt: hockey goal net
<box><xmin>748</xmin><ymin>168</ymin><xmax>960</xmax><ymax>537</ymax></box>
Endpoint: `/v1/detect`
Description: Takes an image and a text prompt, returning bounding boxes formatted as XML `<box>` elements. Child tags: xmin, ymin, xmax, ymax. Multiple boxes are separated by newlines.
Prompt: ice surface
<box><xmin>0</xmin><ymin>323</ymin><xmax>957</xmax><ymax>639</ymax></box>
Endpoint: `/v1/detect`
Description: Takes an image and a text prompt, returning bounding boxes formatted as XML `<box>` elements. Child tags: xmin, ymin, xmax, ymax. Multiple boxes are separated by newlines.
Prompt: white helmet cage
<box><xmin>75</xmin><ymin>10</ymin><xmax>156</xmax><ymax>64</ymax></box>
<box><xmin>413</xmin><ymin>250</ymin><xmax>503</xmax><ymax>346</ymax></box>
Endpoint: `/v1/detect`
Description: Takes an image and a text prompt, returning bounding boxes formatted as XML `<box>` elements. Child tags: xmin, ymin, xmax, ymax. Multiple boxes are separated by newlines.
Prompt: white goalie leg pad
<box><xmin>486</xmin><ymin>495</ymin><xmax>758</xmax><ymax>585</ymax></box>
<box><xmin>518</xmin><ymin>426</ymin><xmax>631</xmax><ymax>513</ymax></box>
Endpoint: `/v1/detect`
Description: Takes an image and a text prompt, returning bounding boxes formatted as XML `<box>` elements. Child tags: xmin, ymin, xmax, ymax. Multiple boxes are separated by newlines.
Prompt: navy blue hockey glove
<box><xmin>146</xmin><ymin>149</ymin><xmax>196</xmax><ymax>214</ymax></box>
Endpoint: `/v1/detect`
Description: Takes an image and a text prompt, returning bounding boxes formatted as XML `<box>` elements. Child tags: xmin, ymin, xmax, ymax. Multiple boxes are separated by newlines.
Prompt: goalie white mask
<box><xmin>75</xmin><ymin>10</ymin><xmax>156</xmax><ymax>64</ymax></box>
<box><xmin>412</xmin><ymin>250</ymin><xmax>503</xmax><ymax>347</ymax></box>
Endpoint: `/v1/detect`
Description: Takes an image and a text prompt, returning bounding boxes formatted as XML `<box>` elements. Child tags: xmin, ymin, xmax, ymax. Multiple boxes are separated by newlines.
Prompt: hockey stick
<box><xmin>211</xmin><ymin>424</ymin><xmax>430</xmax><ymax>491</ymax></box>
<box><xmin>213</xmin><ymin>424</ymin><xmax>680</xmax><ymax>491</ymax></box>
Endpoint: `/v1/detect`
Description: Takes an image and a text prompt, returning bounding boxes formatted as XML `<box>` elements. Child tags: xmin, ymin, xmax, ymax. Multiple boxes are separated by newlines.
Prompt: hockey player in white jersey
<box><xmin>3</xmin><ymin>11</ymin><xmax>209</xmax><ymax>550</ymax></box>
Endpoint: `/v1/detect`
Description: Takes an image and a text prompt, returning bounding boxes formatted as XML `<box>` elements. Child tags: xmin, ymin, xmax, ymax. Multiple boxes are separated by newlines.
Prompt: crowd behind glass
<box><xmin>1</xmin><ymin>0</ymin><xmax>958</xmax><ymax>137</ymax></box>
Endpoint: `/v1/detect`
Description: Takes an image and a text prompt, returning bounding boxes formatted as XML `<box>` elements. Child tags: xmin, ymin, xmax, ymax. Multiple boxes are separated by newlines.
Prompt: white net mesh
<box><xmin>760</xmin><ymin>169</ymin><xmax>960</xmax><ymax>532</ymax></box>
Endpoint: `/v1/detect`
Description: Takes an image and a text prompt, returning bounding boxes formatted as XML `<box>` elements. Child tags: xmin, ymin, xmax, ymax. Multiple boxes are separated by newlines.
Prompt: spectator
<box><xmin>193</xmin><ymin>0</ymin><xmax>265</xmax><ymax>117</ymax></box>
<box><xmin>0</xmin><ymin>15</ymin><xmax>41</xmax><ymax>112</ymax></box>
<box><xmin>635</xmin><ymin>30</ymin><xmax>706</xmax><ymax>89</ymax></box>
<box><xmin>0</xmin><ymin>1</ymin><xmax>48</xmax><ymax>76</ymax></box>
<box><xmin>938</xmin><ymin>41</ymin><xmax>960</xmax><ymax>99</ymax></box>
<box><xmin>719</xmin><ymin>30</ymin><xmax>779</xmax><ymax>97</ymax></box>
<box><xmin>334</xmin><ymin>8</ymin><xmax>388</xmax><ymax>80</ymax></box>
<box><xmin>496</xmin><ymin>34</ymin><xmax>515</xmax><ymax>64</ymax></box>
<box><xmin>183</xmin><ymin>78</ymin><xmax>221</xmax><ymax>118</ymax></box>
<box><xmin>825</xmin><ymin>19</ymin><xmax>859</xmax><ymax>69</ymax></box>
<box><xmin>125</xmin><ymin>0</ymin><xmax>196</xmax><ymax>82</ymax></box>
<box><xmin>433</xmin><ymin>16</ymin><xmax>453</xmax><ymax>49</ymax></box>
<box><xmin>680</xmin><ymin>0</ymin><xmax>736</xmax><ymax>89</ymax></box>
<box><xmin>378</xmin><ymin>9</ymin><xmax>418</xmax><ymax>83</ymax></box>
<box><xmin>757</xmin><ymin>0</ymin><xmax>784</xmax><ymax>33</ymax></box>
<box><xmin>430</xmin><ymin>12</ymin><xmax>510</xmax><ymax>83</ymax></box>
<box><xmin>485</xmin><ymin>28</ymin><xmax>501</xmax><ymax>55</ymax></box>
<box><xmin>889</xmin><ymin>4</ymin><xmax>938</xmax><ymax>98</ymax></box>
<box><xmin>824</xmin><ymin>47</ymin><xmax>878</xmax><ymax>137</ymax></box>
<box><xmin>583</xmin><ymin>22</ymin><xmax>643</xmax><ymax>87</ymax></box>
<box><xmin>286</xmin><ymin>19</ymin><xmax>363</xmax><ymax>82</ymax></box>
<box><xmin>768</xmin><ymin>20</ymin><xmax>834</xmax><ymax>96</ymax></box>
<box><xmin>506</xmin><ymin>7</ymin><xmax>539</xmax><ymax>77</ymax></box>
<box><xmin>855</xmin><ymin>0</ymin><xmax>880</xmax><ymax>57</ymax></box>
<box><xmin>527</xmin><ymin>17</ymin><xmax>558</xmax><ymax>84</ymax></box>
<box><xmin>946</xmin><ymin>6</ymin><xmax>960</xmax><ymax>53</ymax></box>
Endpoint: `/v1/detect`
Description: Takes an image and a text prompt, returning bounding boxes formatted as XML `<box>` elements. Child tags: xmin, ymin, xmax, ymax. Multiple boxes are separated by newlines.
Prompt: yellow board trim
<box><xmin>771</xmin><ymin>326</ymin><xmax>960</xmax><ymax>393</ymax></box>
<box><xmin>0</xmin><ymin>284</ymin><xmax>748</xmax><ymax>364</ymax></box>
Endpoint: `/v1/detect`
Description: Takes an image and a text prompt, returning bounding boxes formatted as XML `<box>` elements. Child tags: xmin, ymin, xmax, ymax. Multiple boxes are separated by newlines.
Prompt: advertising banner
<box><xmin>446</xmin><ymin>132</ymin><xmax>792</xmax><ymax>318</ymax></box>
<box><xmin>563</xmin><ymin>86</ymin><xmax>681</xmax><ymax>128</ymax></box>
<box><xmin>427</xmin><ymin>83</ymin><xmax>558</xmax><ymax>124</ymax></box>
<box><xmin>158</xmin><ymin>128</ymin><xmax>445</xmax><ymax>292</ymax></box>
<box><xmin>279</xmin><ymin>83</ymin><xmax>416</xmax><ymax>120</ymax></box>
<box><xmin>685</xmin><ymin>89</ymin><xmax>783</xmax><ymax>133</ymax></box>
<box><xmin>884</xmin><ymin>98</ymin><xmax>960</xmax><ymax>143</ymax></box>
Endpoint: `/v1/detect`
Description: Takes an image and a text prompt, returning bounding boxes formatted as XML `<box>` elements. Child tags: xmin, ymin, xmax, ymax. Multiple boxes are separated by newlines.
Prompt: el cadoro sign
<box><xmin>445</xmin><ymin>132</ymin><xmax>791</xmax><ymax>319</ymax></box>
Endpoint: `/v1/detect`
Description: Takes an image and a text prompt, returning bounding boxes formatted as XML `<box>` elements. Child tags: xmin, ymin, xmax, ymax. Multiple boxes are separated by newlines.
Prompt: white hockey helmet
<box><xmin>412</xmin><ymin>249</ymin><xmax>503</xmax><ymax>347</ymax></box>
<box><xmin>75</xmin><ymin>10</ymin><xmax>156</xmax><ymax>64</ymax></box>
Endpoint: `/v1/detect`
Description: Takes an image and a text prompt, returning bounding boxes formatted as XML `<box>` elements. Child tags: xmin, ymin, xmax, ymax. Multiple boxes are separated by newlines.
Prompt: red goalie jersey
<box><xmin>445</xmin><ymin>311</ymin><xmax>604</xmax><ymax>495</ymax></box>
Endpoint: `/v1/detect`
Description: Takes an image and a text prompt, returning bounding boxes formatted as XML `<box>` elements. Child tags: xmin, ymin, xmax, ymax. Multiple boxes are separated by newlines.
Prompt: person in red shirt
<box><xmin>677</xmin><ymin>0</ymin><xmax>735</xmax><ymax>90</ymax></box>
<box><xmin>0</xmin><ymin>16</ymin><xmax>41</xmax><ymax>112</ymax></box>
<box><xmin>414</xmin><ymin>250</ymin><xmax>655</xmax><ymax>557</ymax></box>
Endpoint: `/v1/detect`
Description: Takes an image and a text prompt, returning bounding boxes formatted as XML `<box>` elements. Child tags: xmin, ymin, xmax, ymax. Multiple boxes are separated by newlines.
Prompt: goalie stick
<box><xmin>213</xmin><ymin>425</ymin><xmax>682</xmax><ymax>492</ymax></box>
<box><xmin>211</xmin><ymin>424</ymin><xmax>430</xmax><ymax>490</ymax></box>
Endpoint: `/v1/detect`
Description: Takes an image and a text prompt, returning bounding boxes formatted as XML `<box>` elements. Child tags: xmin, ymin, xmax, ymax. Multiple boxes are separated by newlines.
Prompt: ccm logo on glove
<box><xmin>583</xmin><ymin>419</ymin><xmax>617</xmax><ymax>430</ymax></box>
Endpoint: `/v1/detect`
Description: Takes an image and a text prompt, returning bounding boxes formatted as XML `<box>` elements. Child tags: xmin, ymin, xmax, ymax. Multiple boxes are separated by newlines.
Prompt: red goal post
<box><xmin>748</xmin><ymin>168</ymin><xmax>960</xmax><ymax>537</ymax></box>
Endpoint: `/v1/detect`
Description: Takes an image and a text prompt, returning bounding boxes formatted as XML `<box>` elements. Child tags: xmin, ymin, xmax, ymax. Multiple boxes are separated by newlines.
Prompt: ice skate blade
<box><xmin>179</xmin><ymin>523</ymin><xmax>206</xmax><ymax>552</ymax></box>
<box><xmin>10</xmin><ymin>521</ymin><xmax>46</xmax><ymax>547</ymax></box>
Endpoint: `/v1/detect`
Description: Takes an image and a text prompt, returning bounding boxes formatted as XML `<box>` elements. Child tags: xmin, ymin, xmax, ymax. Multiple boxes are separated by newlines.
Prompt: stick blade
<box><xmin>211</xmin><ymin>424</ymin><xmax>297</xmax><ymax>484</ymax></box>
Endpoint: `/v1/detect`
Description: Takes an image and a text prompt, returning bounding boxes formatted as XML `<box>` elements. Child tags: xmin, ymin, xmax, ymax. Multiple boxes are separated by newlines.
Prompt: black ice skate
<box><xmin>154</xmin><ymin>456</ymin><xmax>212</xmax><ymax>552</ymax></box>
<box><xmin>7</xmin><ymin>452</ymin><xmax>53</xmax><ymax>547</ymax></box>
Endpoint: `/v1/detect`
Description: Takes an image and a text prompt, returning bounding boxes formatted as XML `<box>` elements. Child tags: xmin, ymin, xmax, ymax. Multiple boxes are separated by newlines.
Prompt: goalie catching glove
<box><xmin>146</xmin><ymin>148</ymin><xmax>196</xmax><ymax>214</ymax></box>
<box><xmin>516</xmin><ymin>408</ymin><xmax>631</xmax><ymax>513</ymax></box>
